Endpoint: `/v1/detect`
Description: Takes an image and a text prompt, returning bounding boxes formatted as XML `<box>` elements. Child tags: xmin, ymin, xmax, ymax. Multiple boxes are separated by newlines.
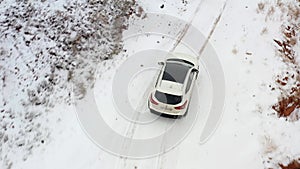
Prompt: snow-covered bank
<box><xmin>0</xmin><ymin>0</ymin><xmax>142</xmax><ymax>168</ymax></box>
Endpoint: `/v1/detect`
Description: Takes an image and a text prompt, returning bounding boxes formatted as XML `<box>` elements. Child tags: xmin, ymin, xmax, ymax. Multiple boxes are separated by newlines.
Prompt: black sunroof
<box><xmin>162</xmin><ymin>62</ymin><xmax>190</xmax><ymax>84</ymax></box>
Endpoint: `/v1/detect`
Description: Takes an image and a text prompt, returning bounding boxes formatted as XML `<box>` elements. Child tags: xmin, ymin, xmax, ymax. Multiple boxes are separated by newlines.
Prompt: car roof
<box><xmin>155</xmin><ymin>53</ymin><xmax>198</xmax><ymax>96</ymax></box>
<box><xmin>156</xmin><ymin>61</ymin><xmax>193</xmax><ymax>96</ymax></box>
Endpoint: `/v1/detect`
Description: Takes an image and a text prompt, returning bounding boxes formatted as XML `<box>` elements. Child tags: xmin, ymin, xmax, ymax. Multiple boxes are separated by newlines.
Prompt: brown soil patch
<box><xmin>257</xmin><ymin>1</ymin><xmax>300</xmax><ymax>121</ymax></box>
<box><xmin>279</xmin><ymin>160</ymin><xmax>300</xmax><ymax>169</ymax></box>
<box><xmin>271</xmin><ymin>24</ymin><xmax>300</xmax><ymax>121</ymax></box>
<box><xmin>272</xmin><ymin>96</ymin><xmax>300</xmax><ymax>117</ymax></box>
<box><xmin>273</xmin><ymin>26</ymin><xmax>297</xmax><ymax>64</ymax></box>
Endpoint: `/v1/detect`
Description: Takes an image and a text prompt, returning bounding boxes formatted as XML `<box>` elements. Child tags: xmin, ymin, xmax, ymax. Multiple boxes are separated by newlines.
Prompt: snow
<box><xmin>1</xmin><ymin>0</ymin><xmax>300</xmax><ymax>169</ymax></box>
<box><xmin>0</xmin><ymin>0</ymin><xmax>142</xmax><ymax>168</ymax></box>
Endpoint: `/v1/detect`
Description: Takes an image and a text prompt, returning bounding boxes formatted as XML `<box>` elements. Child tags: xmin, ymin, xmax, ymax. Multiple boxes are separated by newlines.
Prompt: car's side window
<box><xmin>185</xmin><ymin>72</ymin><xmax>194</xmax><ymax>93</ymax></box>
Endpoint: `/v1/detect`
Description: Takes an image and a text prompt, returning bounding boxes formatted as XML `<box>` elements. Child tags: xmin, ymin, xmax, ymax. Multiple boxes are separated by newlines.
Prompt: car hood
<box><xmin>167</xmin><ymin>52</ymin><xmax>199</xmax><ymax>67</ymax></box>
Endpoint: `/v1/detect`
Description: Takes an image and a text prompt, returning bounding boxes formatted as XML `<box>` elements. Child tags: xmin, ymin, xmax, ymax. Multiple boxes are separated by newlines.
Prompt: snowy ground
<box><xmin>1</xmin><ymin>0</ymin><xmax>300</xmax><ymax>169</ymax></box>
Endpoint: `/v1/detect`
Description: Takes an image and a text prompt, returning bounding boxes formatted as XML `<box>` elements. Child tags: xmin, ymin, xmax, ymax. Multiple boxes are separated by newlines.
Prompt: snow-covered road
<box><xmin>1</xmin><ymin>0</ymin><xmax>300</xmax><ymax>169</ymax></box>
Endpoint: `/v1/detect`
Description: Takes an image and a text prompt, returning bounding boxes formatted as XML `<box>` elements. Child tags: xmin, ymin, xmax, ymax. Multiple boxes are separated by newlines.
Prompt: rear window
<box><xmin>154</xmin><ymin>91</ymin><xmax>182</xmax><ymax>105</ymax></box>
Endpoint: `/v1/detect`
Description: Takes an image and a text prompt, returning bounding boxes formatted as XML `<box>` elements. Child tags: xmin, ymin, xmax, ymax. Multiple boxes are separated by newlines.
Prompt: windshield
<box><xmin>162</xmin><ymin>62</ymin><xmax>190</xmax><ymax>84</ymax></box>
<box><xmin>155</xmin><ymin>90</ymin><xmax>182</xmax><ymax>105</ymax></box>
<box><xmin>166</xmin><ymin>58</ymin><xmax>194</xmax><ymax>66</ymax></box>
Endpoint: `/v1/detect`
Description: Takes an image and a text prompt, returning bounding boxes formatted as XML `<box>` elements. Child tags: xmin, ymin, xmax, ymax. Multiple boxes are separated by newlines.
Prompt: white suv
<box><xmin>148</xmin><ymin>53</ymin><xmax>199</xmax><ymax>118</ymax></box>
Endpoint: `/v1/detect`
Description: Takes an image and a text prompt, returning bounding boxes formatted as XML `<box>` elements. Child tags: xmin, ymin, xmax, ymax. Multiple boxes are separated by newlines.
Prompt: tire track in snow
<box><xmin>157</xmin><ymin>1</ymin><xmax>228</xmax><ymax>169</ymax></box>
<box><xmin>195</xmin><ymin>0</ymin><xmax>227</xmax><ymax>145</ymax></box>
<box><xmin>155</xmin><ymin>123</ymin><xmax>169</xmax><ymax>169</ymax></box>
<box><xmin>197</xmin><ymin>0</ymin><xmax>228</xmax><ymax>59</ymax></box>
<box><xmin>156</xmin><ymin>1</ymin><xmax>205</xmax><ymax>168</ymax></box>
<box><xmin>116</xmin><ymin>80</ymin><xmax>154</xmax><ymax>169</ymax></box>
<box><xmin>170</xmin><ymin>0</ymin><xmax>205</xmax><ymax>52</ymax></box>
<box><xmin>116</xmin><ymin>0</ymin><xmax>227</xmax><ymax>168</ymax></box>
<box><xmin>115</xmin><ymin>1</ymin><xmax>205</xmax><ymax>166</ymax></box>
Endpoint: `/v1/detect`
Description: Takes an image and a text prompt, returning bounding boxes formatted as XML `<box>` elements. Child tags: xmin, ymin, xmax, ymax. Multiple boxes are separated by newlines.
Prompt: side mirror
<box><xmin>158</xmin><ymin>61</ymin><xmax>164</xmax><ymax>65</ymax></box>
<box><xmin>192</xmin><ymin>68</ymin><xmax>199</xmax><ymax>73</ymax></box>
